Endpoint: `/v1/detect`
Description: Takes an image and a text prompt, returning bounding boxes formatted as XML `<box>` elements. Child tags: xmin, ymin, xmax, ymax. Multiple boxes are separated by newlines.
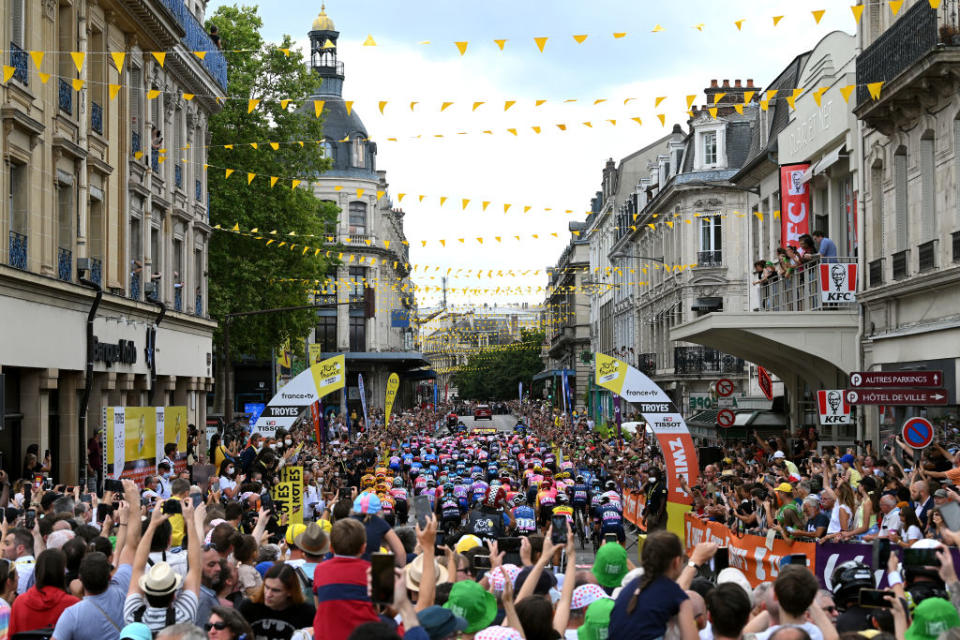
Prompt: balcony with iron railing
<box><xmin>57</xmin><ymin>247</ymin><xmax>72</xmax><ymax>282</ymax></box>
<box><xmin>893</xmin><ymin>250</ymin><xmax>910</xmax><ymax>280</ymax></box>
<box><xmin>8</xmin><ymin>231</ymin><xmax>27</xmax><ymax>270</ymax></box>
<box><xmin>755</xmin><ymin>256</ymin><xmax>859</xmax><ymax>312</ymax></box>
<box><xmin>697</xmin><ymin>250</ymin><xmax>722</xmax><ymax>267</ymax></box>
<box><xmin>918</xmin><ymin>239</ymin><xmax>938</xmax><ymax>272</ymax></box>
<box><xmin>158</xmin><ymin>0</ymin><xmax>228</xmax><ymax>91</ymax></box>
<box><xmin>637</xmin><ymin>352</ymin><xmax>656</xmax><ymax>376</ymax></box>
<box><xmin>90</xmin><ymin>257</ymin><xmax>102</xmax><ymax>287</ymax></box>
<box><xmin>175</xmin><ymin>164</ymin><xmax>183</xmax><ymax>189</ymax></box>
<box><xmin>59</xmin><ymin>79</ymin><xmax>72</xmax><ymax>114</ymax></box>
<box><xmin>174</xmin><ymin>286</ymin><xmax>183</xmax><ymax>312</ymax></box>
<box><xmin>195</xmin><ymin>293</ymin><xmax>203</xmax><ymax>317</ymax></box>
<box><xmin>132</xmin><ymin>131</ymin><xmax>142</xmax><ymax>157</ymax></box>
<box><xmin>674</xmin><ymin>346</ymin><xmax>744</xmax><ymax>376</ymax></box>
<box><xmin>9</xmin><ymin>42</ymin><xmax>27</xmax><ymax>85</ymax></box>
<box><xmin>130</xmin><ymin>271</ymin><xmax>141</xmax><ymax>301</ymax></box>
<box><xmin>91</xmin><ymin>101</ymin><xmax>103</xmax><ymax>135</ymax></box>
<box><xmin>856</xmin><ymin>0</ymin><xmax>960</xmax><ymax>109</ymax></box>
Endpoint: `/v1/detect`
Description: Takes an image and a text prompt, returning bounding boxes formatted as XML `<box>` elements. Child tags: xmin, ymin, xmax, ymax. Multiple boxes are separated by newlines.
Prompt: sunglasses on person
<box><xmin>204</xmin><ymin>621</ymin><xmax>229</xmax><ymax>631</ymax></box>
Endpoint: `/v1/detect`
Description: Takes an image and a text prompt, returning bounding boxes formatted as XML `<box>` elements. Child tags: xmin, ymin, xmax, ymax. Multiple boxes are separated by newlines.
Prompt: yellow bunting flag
<box><xmin>556</xmin><ymin>124</ymin><xmax>567</xmax><ymax>131</ymax></box>
<box><xmin>2</xmin><ymin>66</ymin><xmax>14</xmax><ymax>83</ymax></box>
<box><xmin>183</xmin><ymin>93</ymin><xmax>195</xmax><ymax>101</ymax></box>
<box><xmin>28</xmin><ymin>51</ymin><xmax>44</xmax><ymax>70</ymax></box>
<box><xmin>70</xmin><ymin>51</ymin><xmax>85</xmax><ymax>73</ymax></box>
<box><xmin>482</xmin><ymin>201</ymin><xmax>490</xmax><ymax>211</ymax></box>
<box><xmin>72</xmin><ymin>78</ymin><xmax>84</xmax><ymax>91</ymax></box>
<box><xmin>493</xmin><ymin>39</ymin><xmax>508</xmax><ymax>51</ymax></box>
<box><xmin>472</xmin><ymin>101</ymin><xmax>485</xmax><ymax>111</ymax></box>
<box><xmin>418</xmin><ymin>195</ymin><xmax>425</xmax><ymax>202</ymax></box>
<box><xmin>193</xmin><ymin>51</ymin><xmax>208</xmax><ymax>59</ymax></box>
<box><xmin>840</xmin><ymin>85</ymin><xmax>856</xmax><ymax>102</ymax></box>
<box><xmin>225</xmin><ymin>169</ymin><xmax>234</xmax><ymax>179</ymax></box>
<box><xmin>713</xmin><ymin>92</ymin><xmax>726</xmax><ymax>104</ymax></box>
<box><xmin>708</xmin><ymin>107</ymin><xmax>718</xmax><ymax>119</ymax></box>
<box><xmin>109</xmin><ymin>83</ymin><xmax>121</xmax><ymax>99</ymax></box>
<box><xmin>345</xmin><ymin>101</ymin><xmax>354</xmax><ymax>115</ymax></box>
<box><xmin>734</xmin><ymin>104</ymin><xmax>744</xmax><ymax>115</ymax></box>
<box><xmin>270</xmin><ymin>176</ymin><xmax>278</xmax><ymax>188</ymax></box>
<box><xmin>631</xmin><ymin>117</ymin><xmax>643</xmax><ymax>125</ymax></box>
<box><xmin>614</xmin><ymin>32</ymin><xmax>627</xmax><ymax>38</ymax></box>
<box><xmin>504</xmin><ymin>100</ymin><xmax>516</xmax><ymax>111</ymax></box>
<box><xmin>655</xmin><ymin>96</ymin><xmax>666</xmax><ymax>107</ymax></box>
<box><xmin>397</xmin><ymin>194</ymin><xmax>406</xmax><ymax>202</ymax></box>
<box><xmin>657</xmin><ymin>113</ymin><xmax>666</xmax><ymax>126</ymax></box>
<box><xmin>441</xmin><ymin>102</ymin><xmax>453</xmax><ymax>111</ymax></box>
<box><xmin>376</xmin><ymin>190</ymin><xmax>385</xmax><ymax>200</ymax></box>
<box><xmin>314</xmin><ymin>100</ymin><xmax>324</xmax><ymax>118</ymax></box>
<box><xmin>686</xmin><ymin>95</ymin><xmax>697</xmax><ymax>109</ymax></box>
<box><xmin>292</xmin><ymin>179</ymin><xmax>301</xmax><ymax>189</ymax></box>
<box><xmin>250</xmin><ymin>142</ymin><xmax>258</xmax><ymax>149</ymax></box>
<box><xmin>573</xmin><ymin>35</ymin><xmax>588</xmax><ymax>44</ymax></box>
<box><xmin>322</xmin><ymin>39</ymin><xmax>335</xmax><ymax>50</ymax></box>
<box><xmin>735</xmin><ymin>19</ymin><xmax>745</xmax><ymax>30</ymax></box>
<box><xmin>508</xmin><ymin>128</ymin><xmax>518</xmax><ymax>135</ymax></box>
<box><xmin>786</xmin><ymin>88</ymin><xmax>803</xmax><ymax>109</ymax></box>
<box><xmin>455</xmin><ymin>41</ymin><xmax>468</xmax><ymax>55</ymax></box>
<box><xmin>247</xmin><ymin>99</ymin><xmax>260</xmax><ymax>113</ymax></box>
<box><xmin>152</xmin><ymin>52</ymin><xmax>166</xmax><ymax>67</ymax></box>
<box><xmin>363</xmin><ymin>35</ymin><xmax>377</xmax><ymax>46</ymax></box>
<box><xmin>744</xmin><ymin>90</ymin><xmax>755</xmax><ymax>103</ymax></box>
<box><xmin>766</xmin><ymin>89</ymin><xmax>779</xmax><ymax>101</ymax></box>
<box><xmin>477</xmin><ymin>238</ymin><xmax>483</xmax><ymax>244</ymax></box>
<box><xmin>38</xmin><ymin>72</ymin><xmax>50</xmax><ymax>84</ymax></box>
<box><xmin>583</xmin><ymin>122</ymin><xmax>592</xmax><ymax>128</ymax></box>
<box><xmin>269</xmin><ymin>142</ymin><xmax>279</xmax><ymax>150</ymax></box>
<box><xmin>529</xmin><ymin>126</ymin><xmax>539</xmax><ymax>134</ymax></box>
<box><xmin>439</xmin><ymin>197</ymin><xmax>448</xmax><ymax>207</ymax></box>
<box><xmin>867</xmin><ymin>81</ymin><xmax>884</xmax><ymax>99</ymax></box>
<box><xmin>651</xmin><ymin>24</ymin><xmax>665</xmax><ymax>32</ymax></box>
<box><xmin>462</xmin><ymin>199</ymin><xmax>470</xmax><ymax>210</ymax></box>
<box><xmin>534</xmin><ymin>37</ymin><xmax>549</xmax><ymax>52</ymax></box>
<box><xmin>889</xmin><ymin>0</ymin><xmax>903</xmax><ymax>15</ymax></box>
<box><xmin>523</xmin><ymin>206</ymin><xmax>531</xmax><ymax>213</ymax></box>
<box><xmin>930</xmin><ymin>0</ymin><xmax>942</xmax><ymax>7</ymax></box>
<box><xmin>379</xmin><ymin>101</ymin><xmax>387</xmax><ymax>114</ymax></box>
<box><xmin>147</xmin><ymin>89</ymin><xmax>161</xmax><ymax>100</ymax></box>
<box><xmin>536</xmin><ymin>99</ymin><xmax>547</xmax><ymax>107</ymax></box>
<box><xmin>813</xmin><ymin>87</ymin><xmax>829</xmax><ymax>106</ymax></box>
<box><xmin>760</xmin><ymin>100</ymin><xmax>769</xmax><ymax>111</ymax></box>
<box><xmin>357</xmin><ymin>188</ymin><xmax>365</xmax><ymax>198</ymax></box>
<box><xmin>851</xmin><ymin>4</ymin><xmax>865</xmax><ymax>23</ymax></box>
<box><xmin>247</xmin><ymin>173</ymin><xmax>256</xmax><ymax>184</ymax></box>
<box><xmin>812</xmin><ymin>10</ymin><xmax>826</xmax><ymax>23</ymax></box>
<box><xmin>773</xmin><ymin>16</ymin><xmax>784</xmax><ymax>26</ymax></box>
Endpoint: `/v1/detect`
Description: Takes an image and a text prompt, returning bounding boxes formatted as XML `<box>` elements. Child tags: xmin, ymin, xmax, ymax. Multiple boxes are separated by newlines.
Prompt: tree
<box><xmin>450</xmin><ymin>329</ymin><xmax>546</xmax><ymax>401</ymax></box>
<box><xmin>206</xmin><ymin>6</ymin><xmax>338</xmax><ymax>413</ymax></box>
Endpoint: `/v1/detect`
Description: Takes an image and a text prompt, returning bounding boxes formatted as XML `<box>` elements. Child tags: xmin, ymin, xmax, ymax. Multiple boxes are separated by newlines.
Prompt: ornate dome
<box><xmin>312</xmin><ymin>5</ymin><xmax>335</xmax><ymax>31</ymax></box>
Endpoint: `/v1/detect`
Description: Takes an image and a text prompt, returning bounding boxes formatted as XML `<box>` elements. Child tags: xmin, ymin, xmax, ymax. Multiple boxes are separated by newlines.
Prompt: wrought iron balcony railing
<box><xmin>637</xmin><ymin>352</ymin><xmax>657</xmax><ymax>376</ymax></box>
<box><xmin>59</xmin><ymin>79</ymin><xmax>72</xmax><ymax>114</ymax></box>
<box><xmin>91</xmin><ymin>101</ymin><xmax>103</xmax><ymax>135</ymax></box>
<box><xmin>918</xmin><ymin>239</ymin><xmax>937</xmax><ymax>272</ymax></box>
<box><xmin>674</xmin><ymin>346</ymin><xmax>744</xmax><ymax>376</ymax></box>
<box><xmin>130</xmin><ymin>271</ymin><xmax>141</xmax><ymax>301</ymax></box>
<box><xmin>57</xmin><ymin>247</ymin><xmax>73</xmax><ymax>281</ymax></box>
<box><xmin>90</xmin><ymin>257</ymin><xmax>102</xmax><ymax>287</ymax></box>
<box><xmin>158</xmin><ymin>0</ymin><xmax>228</xmax><ymax>91</ymax></box>
<box><xmin>9</xmin><ymin>42</ymin><xmax>27</xmax><ymax>85</ymax></box>
<box><xmin>174</xmin><ymin>287</ymin><xmax>183</xmax><ymax>312</ymax></box>
<box><xmin>755</xmin><ymin>256</ymin><xmax>858</xmax><ymax>311</ymax></box>
<box><xmin>8</xmin><ymin>231</ymin><xmax>27</xmax><ymax>270</ymax></box>
<box><xmin>697</xmin><ymin>250</ymin><xmax>723</xmax><ymax>267</ymax></box>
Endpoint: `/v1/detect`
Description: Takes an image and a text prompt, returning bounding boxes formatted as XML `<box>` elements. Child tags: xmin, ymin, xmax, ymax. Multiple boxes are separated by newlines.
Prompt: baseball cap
<box><xmin>120</xmin><ymin>623</ymin><xmax>153</xmax><ymax>640</ymax></box>
<box><xmin>444</xmin><ymin>580</ymin><xmax>497</xmax><ymax>633</ymax></box>
<box><xmin>934</xmin><ymin>489</ymin><xmax>949</xmax><ymax>498</ymax></box>
<box><xmin>775</xmin><ymin>482</ymin><xmax>794</xmax><ymax>493</ymax></box>
<box><xmin>905</xmin><ymin>597</ymin><xmax>960</xmax><ymax>640</ymax></box>
<box><xmin>285</xmin><ymin>523</ymin><xmax>307</xmax><ymax>546</ymax></box>
<box><xmin>772</xmin><ymin>451</ymin><xmax>785</xmax><ymax>459</ymax></box>
<box><xmin>418</xmin><ymin>605</ymin><xmax>468</xmax><ymax>640</ymax></box>
<box><xmin>592</xmin><ymin>542</ymin><xmax>628</xmax><ymax>588</ymax></box>
<box><xmin>578</xmin><ymin>598</ymin><xmax>615</xmax><ymax>640</ymax></box>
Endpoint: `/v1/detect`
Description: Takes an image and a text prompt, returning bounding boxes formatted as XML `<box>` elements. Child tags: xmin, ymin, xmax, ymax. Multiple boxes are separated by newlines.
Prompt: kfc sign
<box><xmin>819</xmin><ymin>263</ymin><xmax>857</xmax><ymax>303</ymax></box>
<box><xmin>779</xmin><ymin>163</ymin><xmax>811</xmax><ymax>246</ymax></box>
<box><xmin>817</xmin><ymin>389</ymin><xmax>852</xmax><ymax>425</ymax></box>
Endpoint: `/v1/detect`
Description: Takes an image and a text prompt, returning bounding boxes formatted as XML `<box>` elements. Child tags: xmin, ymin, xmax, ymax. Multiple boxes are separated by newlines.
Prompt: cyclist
<box><xmin>598</xmin><ymin>495</ymin><xmax>625</xmax><ymax>544</ymax></box>
<box><xmin>511</xmin><ymin>494</ymin><xmax>537</xmax><ymax>536</ymax></box>
<box><xmin>390</xmin><ymin>476</ymin><xmax>409</xmax><ymax>525</ymax></box>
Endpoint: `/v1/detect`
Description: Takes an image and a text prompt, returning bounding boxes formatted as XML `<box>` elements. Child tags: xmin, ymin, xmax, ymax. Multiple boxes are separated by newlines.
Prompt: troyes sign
<box><xmin>252</xmin><ymin>354</ymin><xmax>346</xmax><ymax>436</ymax></box>
<box><xmin>595</xmin><ymin>353</ymin><xmax>698</xmax><ymax>542</ymax></box>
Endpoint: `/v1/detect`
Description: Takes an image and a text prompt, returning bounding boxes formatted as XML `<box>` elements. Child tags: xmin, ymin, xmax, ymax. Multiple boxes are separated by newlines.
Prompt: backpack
<box><xmin>133</xmin><ymin>604</ymin><xmax>177</xmax><ymax>639</ymax></box>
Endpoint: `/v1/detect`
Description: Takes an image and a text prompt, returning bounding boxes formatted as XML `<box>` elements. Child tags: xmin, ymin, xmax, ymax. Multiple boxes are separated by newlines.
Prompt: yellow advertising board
<box><xmin>272</xmin><ymin>465</ymin><xmax>304</xmax><ymax>525</ymax></box>
<box><xmin>104</xmin><ymin>406</ymin><xmax>188</xmax><ymax>484</ymax></box>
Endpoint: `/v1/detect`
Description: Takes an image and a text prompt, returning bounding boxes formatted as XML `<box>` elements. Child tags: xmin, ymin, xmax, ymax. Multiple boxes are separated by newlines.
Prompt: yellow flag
<box><xmin>397</xmin><ymin>194</ymin><xmax>406</xmax><ymax>202</ymax></box>
<box><xmin>744</xmin><ymin>90</ymin><xmax>755</xmax><ymax>103</ymax></box>
<box><xmin>850</xmin><ymin>4</ymin><xmax>865</xmax><ymax>23</ymax></box>
<box><xmin>582</xmin><ymin>121</ymin><xmax>592</xmax><ymax>128</ymax></box>
<box><xmin>504</xmin><ymin>204</ymin><xmax>512</xmax><ymax>213</ymax></box>
<box><xmin>686</xmin><ymin>94</ymin><xmax>697</xmax><ymax>109</ymax></box>
<box><xmin>889</xmin><ymin>0</ymin><xmax>903</xmax><ymax>15</ymax></box>
<box><xmin>292</xmin><ymin>179</ymin><xmax>301</xmax><ymax>189</ymax></box>
<box><xmin>247</xmin><ymin>99</ymin><xmax>260</xmax><ymax>113</ymax></box>
<box><xmin>477</xmin><ymin>238</ymin><xmax>483</xmax><ymax>244</ymax></box>
<box><xmin>651</xmin><ymin>24</ymin><xmax>665</xmax><ymax>32</ymax></box>
<box><xmin>472</xmin><ymin>101</ymin><xmax>485</xmax><ymax>111</ymax></box>
<box><xmin>357</xmin><ymin>188</ymin><xmax>365</xmax><ymax>198</ymax></box>
<box><xmin>766</xmin><ymin>89</ymin><xmax>779</xmax><ymax>101</ymax></box>
<box><xmin>183</xmin><ymin>93</ymin><xmax>195</xmax><ymax>101</ymax></box>
<box><xmin>363</xmin><ymin>34</ymin><xmax>377</xmax><ymax>46</ymax></box>
<box><xmin>508</xmin><ymin>128</ymin><xmax>518</xmax><ymax>135</ymax></box>
<box><xmin>482</xmin><ymin>201</ymin><xmax>490</xmax><ymax>211</ymax></box>
<box><xmin>322</xmin><ymin>39</ymin><xmax>335</xmax><ymax>50</ymax></box>
<box><xmin>867</xmin><ymin>81</ymin><xmax>884</xmax><ymax>99</ymax></box>
<box><xmin>657</xmin><ymin>113</ymin><xmax>666</xmax><ymax>126</ymax></box>
<box><xmin>631</xmin><ymin>117</ymin><xmax>642</xmax><ymax>125</ymax></box>
<box><xmin>109</xmin><ymin>83</ymin><xmax>121</xmax><ymax>99</ymax></box>
<box><xmin>708</xmin><ymin>107</ymin><xmax>718</xmax><ymax>118</ymax></box>
<box><xmin>455</xmin><ymin>41</ymin><xmax>468</xmax><ymax>55</ymax></box>
<box><xmin>494</xmin><ymin>39</ymin><xmax>508</xmax><ymax>50</ymax></box>
<box><xmin>29</xmin><ymin>51</ymin><xmax>44</xmax><ymax>69</ymax></box>
<box><xmin>2</xmin><ymin>66</ymin><xmax>14</xmax><ymax>83</ymax></box>
<box><xmin>929</xmin><ymin>0</ymin><xmax>942</xmax><ymax>7</ymax></box>
<box><xmin>573</xmin><ymin>34</ymin><xmax>588</xmax><ymax>43</ymax></box>
<box><xmin>613</xmin><ymin>32</ymin><xmax>627</xmax><ymax>38</ymax></box>
<box><xmin>734</xmin><ymin>104</ymin><xmax>744</xmax><ymax>115</ymax></box>
<box><xmin>556</xmin><ymin>124</ymin><xmax>567</xmax><ymax>131</ymax></box>
<box><xmin>439</xmin><ymin>197</ymin><xmax>447</xmax><ymax>207</ymax></box>
<box><xmin>734</xmin><ymin>19</ymin><xmax>745</xmax><ymax>30</ymax></box>
<box><xmin>462</xmin><ymin>199</ymin><xmax>470</xmax><ymax>210</ymax></box>
<box><xmin>269</xmin><ymin>142</ymin><xmax>279</xmax><ymax>150</ymax></box>
<box><xmin>655</xmin><ymin>96</ymin><xmax>666</xmax><ymax>107</ymax></box>
<box><xmin>773</xmin><ymin>16</ymin><xmax>784</xmax><ymax>26</ymax></box>
<box><xmin>225</xmin><ymin>169</ymin><xmax>234</xmax><ymax>179</ymax></box>
<box><xmin>523</xmin><ymin>206</ymin><xmax>531</xmax><ymax>213</ymax></box>
<box><xmin>376</xmin><ymin>190</ymin><xmax>385</xmax><ymax>200</ymax></box>
<box><xmin>812</xmin><ymin>9</ymin><xmax>826</xmax><ymax>23</ymax></box>
<box><xmin>250</xmin><ymin>142</ymin><xmax>258</xmax><ymax>150</ymax></box>
<box><xmin>107</xmin><ymin>51</ymin><xmax>125</xmax><ymax>73</ymax></box>
<box><xmin>314</xmin><ymin>100</ymin><xmax>325</xmax><ymax>118</ymax></box>
<box><xmin>384</xmin><ymin>373</ymin><xmax>400</xmax><ymax>426</ymax></box>
<box><xmin>38</xmin><ymin>72</ymin><xmax>50</xmax><ymax>84</ymax></box>
<box><xmin>345</xmin><ymin>101</ymin><xmax>354</xmax><ymax>115</ymax></box>
<box><xmin>152</xmin><ymin>52</ymin><xmax>166</xmax><ymax>67</ymax></box>
<box><xmin>840</xmin><ymin>85</ymin><xmax>856</xmax><ymax>102</ymax></box>
<box><xmin>378</xmin><ymin>101</ymin><xmax>387</xmax><ymax>114</ymax></box>
<box><xmin>70</xmin><ymin>51</ymin><xmax>85</xmax><ymax>73</ymax></box>
<box><xmin>813</xmin><ymin>87</ymin><xmax>829</xmax><ymax>106</ymax></box>
<box><xmin>534</xmin><ymin>37</ymin><xmax>549</xmax><ymax>52</ymax></box>
<box><xmin>441</xmin><ymin>102</ymin><xmax>453</xmax><ymax>111</ymax></box>
<box><xmin>247</xmin><ymin>173</ymin><xmax>256</xmax><ymax>184</ymax></box>
<box><xmin>147</xmin><ymin>89</ymin><xmax>161</xmax><ymax>100</ymax></box>
<box><xmin>270</xmin><ymin>176</ymin><xmax>278</xmax><ymax>188</ymax></box>
<box><xmin>713</xmin><ymin>92</ymin><xmax>726</xmax><ymax>104</ymax></box>
<box><xmin>536</xmin><ymin>99</ymin><xmax>547</xmax><ymax>107</ymax></box>
<box><xmin>72</xmin><ymin>78</ymin><xmax>84</xmax><ymax>91</ymax></box>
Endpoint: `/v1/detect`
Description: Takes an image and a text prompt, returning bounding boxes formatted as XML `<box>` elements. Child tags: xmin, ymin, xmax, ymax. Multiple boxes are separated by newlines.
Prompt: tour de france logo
<box><xmin>597</xmin><ymin>359</ymin><xmax>621</xmax><ymax>385</ymax></box>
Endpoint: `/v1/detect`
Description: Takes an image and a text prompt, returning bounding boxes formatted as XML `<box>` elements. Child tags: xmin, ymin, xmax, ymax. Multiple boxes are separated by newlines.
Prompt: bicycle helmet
<box><xmin>393</xmin><ymin>477</ymin><xmax>404</xmax><ymax>487</ymax></box>
<box><xmin>830</xmin><ymin>560</ymin><xmax>873</xmax><ymax>610</ymax></box>
<box><xmin>576</xmin><ymin>475</ymin><xmax>585</xmax><ymax>483</ymax></box>
<box><xmin>444</xmin><ymin>482</ymin><xmax>455</xmax><ymax>493</ymax></box>
<box><xmin>556</xmin><ymin>493</ymin><xmax>569</xmax><ymax>505</ymax></box>
<box><xmin>605</xmin><ymin>480</ymin><xmax>616</xmax><ymax>491</ymax></box>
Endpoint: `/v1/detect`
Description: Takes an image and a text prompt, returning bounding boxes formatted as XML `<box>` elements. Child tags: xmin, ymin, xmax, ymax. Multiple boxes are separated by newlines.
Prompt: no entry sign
<box><xmin>758</xmin><ymin>366</ymin><xmax>773</xmax><ymax>401</ymax></box>
<box><xmin>901</xmin><ymin>417</ymin><xmax>934</xmax><ymax>449</ymax></box>
<box><xmin>715</xmin><ymin>378</ymin><xmax>735</xmax><ymax>397</ymax></box>
<box><xmin>716</xmin><ymin>409</ymin><xmax>736</xmax><ymax>428</ymax></box>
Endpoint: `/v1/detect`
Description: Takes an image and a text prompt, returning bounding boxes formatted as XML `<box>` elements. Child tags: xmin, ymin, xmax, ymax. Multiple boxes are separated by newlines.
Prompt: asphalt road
<box><xmin>455</xmin><ymin>412</ymin><xmax>604</xmax><ymax>566</ymax></box>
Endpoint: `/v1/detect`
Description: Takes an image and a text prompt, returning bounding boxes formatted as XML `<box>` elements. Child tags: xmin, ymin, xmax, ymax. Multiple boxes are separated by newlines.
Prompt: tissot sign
<box><xmin>595</xmin><ymin>353</ymin><xmax>698</xmax><ymax>542</ymax></box>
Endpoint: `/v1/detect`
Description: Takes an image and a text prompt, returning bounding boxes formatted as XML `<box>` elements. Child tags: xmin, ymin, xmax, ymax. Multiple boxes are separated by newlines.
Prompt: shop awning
<box><xmin>533</xmin><ymin>368</ymin><xmax>575</xmax><ymax>382</ymax></box>
<box><xmin>802</xmin><ymin>145</ymin><xmax>847</xmax><ymax>183</ymax></box>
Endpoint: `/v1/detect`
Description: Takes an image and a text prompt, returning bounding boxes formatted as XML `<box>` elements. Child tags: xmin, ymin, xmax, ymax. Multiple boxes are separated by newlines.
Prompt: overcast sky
<box><xmin>207</xmin><ymin>0</ymin><xmax>858</xmax><ymax>306</ymax></box>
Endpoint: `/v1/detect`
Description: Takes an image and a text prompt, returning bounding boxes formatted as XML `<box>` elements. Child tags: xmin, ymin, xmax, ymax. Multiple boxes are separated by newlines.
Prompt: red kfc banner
<box><xmin>817</xmin><ymin>390</ymin><xmax>852</xmax><ymax>425</ymax></box>
<box><xmin>819</xmin><ymin>263</ymin><xmax>857</xmax><ymax>303</ymax></box>
<box><xmin>779</xmin><ymin>163</ymin><xmax>811</xmax><ymax>246</ymax></box>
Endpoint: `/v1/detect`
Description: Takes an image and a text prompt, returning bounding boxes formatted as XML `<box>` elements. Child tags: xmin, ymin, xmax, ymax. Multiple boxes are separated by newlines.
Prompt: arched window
<box><xmin>352</xmin><ymin>136</ymin><xmax>365</xmax><ymax>168</ymax></box>
<box><xmin>349</xmin><ymin>201</ymin><xmax>367</xmax><ymax>235</ymax></box>
<box><xmin>320</xmin><ymin>139</ymin><xmax>334</xmax><ymax>160</ymax></box>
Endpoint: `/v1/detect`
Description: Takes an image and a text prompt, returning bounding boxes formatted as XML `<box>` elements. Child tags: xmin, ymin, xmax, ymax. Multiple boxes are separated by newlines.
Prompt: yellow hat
<box><xmin>315</xmin><ymin>518</ymin><xmax>332</xmax><ymax>533</ymax></box>
<box><xmin>285</xmin><ymin>523</ymin><xmax>307</xmax><ymax>546</ymax></box>
<box><xmin>455</xmin><ymin>534</ymin><xmax>482</xmax><ymax>554</ymax></box>
<box><xmin>775</xmin><ymin>482</ymin><xmax>794</xmax><ymax>493</ymax></box>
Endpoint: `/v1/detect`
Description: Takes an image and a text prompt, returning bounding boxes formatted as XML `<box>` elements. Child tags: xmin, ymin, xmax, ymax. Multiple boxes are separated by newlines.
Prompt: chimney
<box><xmin>722</xmin><ymin>79</ymin><xmax>730</xmax><ymax>88</ymax></box>
<box><xmin>710</xmin><ymin>79</ymin><xmax>718</xmax><ymax>88</ymax></box>
<box><xmin>747</xmin><ymin>79</ymin><xmax>755</xmax><ymax>87</ymax></box>
<box><xmin>735</xmin><ymin>79</ymin><xmax>742</xmax><ymax>88</ymax></box>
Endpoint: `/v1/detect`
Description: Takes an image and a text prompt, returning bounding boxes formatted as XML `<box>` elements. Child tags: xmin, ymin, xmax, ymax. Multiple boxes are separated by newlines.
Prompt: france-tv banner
<box><xmin>779</xmin><ymin>163</ymin><xmax>811</xmax><ymax>247</ymax></box>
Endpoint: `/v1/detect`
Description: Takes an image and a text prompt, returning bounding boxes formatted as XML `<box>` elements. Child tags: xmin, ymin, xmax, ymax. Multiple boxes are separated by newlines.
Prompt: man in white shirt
<box><xmin>157</xmin><ymin>461</ymin><xmax>173</xmax><ymax>499</ymax></box>
<box><xmin>878</xmin><ymin>494</ymin><xmax>901</xmax><ymax>537</ymax></box>
<box><xmin>2</xmin><ymin>527</ymin><xmax>35</xmax><ymax>594</ymax></box>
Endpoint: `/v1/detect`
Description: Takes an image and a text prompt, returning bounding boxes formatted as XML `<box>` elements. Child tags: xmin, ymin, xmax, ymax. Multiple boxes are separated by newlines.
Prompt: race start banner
<box><xmin>594</xmin><ymin>353</ymin><xmax>698</xmax><ymax>541</ymax></box>
<box><xmin>385</xmin><ymin>373</ymin><xmax>400</xmax><ymax>426</ymax></box>
<box><xmin>104</xmin><ymin>406</ymin><xmax>188</xmax><ymax>484</ymax></box>
<box><xmin>253</xmin><ymin>354</ymin><xmax>345</xmax><ymax>437</ymax></box>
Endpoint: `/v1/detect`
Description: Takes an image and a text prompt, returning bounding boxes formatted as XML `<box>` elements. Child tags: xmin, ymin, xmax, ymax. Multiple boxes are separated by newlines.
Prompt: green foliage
<box><xmin>206</xmin><ymin>5</ymin><xmax>338</xmax><ymax>360</ymax></box>
<box><xmin>450</xmin><ymin>329</ymin><xmax>546</xmax><ymax>401</ymax></box>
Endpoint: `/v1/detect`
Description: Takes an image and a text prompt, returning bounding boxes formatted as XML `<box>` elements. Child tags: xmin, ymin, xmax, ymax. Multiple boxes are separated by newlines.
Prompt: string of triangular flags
<box><xmin>1</xmin><ymin>1</ymin><xmax>935</xmax><ymax>62</ymax></box>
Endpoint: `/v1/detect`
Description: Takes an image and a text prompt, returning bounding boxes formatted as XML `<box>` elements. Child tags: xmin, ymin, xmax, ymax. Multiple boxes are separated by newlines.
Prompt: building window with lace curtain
<box><xmin>698</xmin><ymin>215</ymin><xmax>722</xmax><ymax>266</ymax></box>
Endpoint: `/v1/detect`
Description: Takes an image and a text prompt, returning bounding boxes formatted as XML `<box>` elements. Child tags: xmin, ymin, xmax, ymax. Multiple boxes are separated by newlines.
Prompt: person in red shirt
<box><xmin>9</xmin><ymin>548</ymin><xmax>79</xmax><ymax>635</ymax></box>
<box><xmin>312</xmin><ymin>518</ymin><xmax>380</xmax><ymax>640</ymax></box>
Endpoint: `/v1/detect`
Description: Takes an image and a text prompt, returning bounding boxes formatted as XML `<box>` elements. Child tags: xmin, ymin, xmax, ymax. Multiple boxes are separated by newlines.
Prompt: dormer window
<box><xmin>352</xmin><ymin>137</ymin><xmax>365</xmax><ymax>168</ymax></box>
<box><xmin>703</xmin><ymin>132</ymin><xmax>717</xmax><ymax>165</ymax></box>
